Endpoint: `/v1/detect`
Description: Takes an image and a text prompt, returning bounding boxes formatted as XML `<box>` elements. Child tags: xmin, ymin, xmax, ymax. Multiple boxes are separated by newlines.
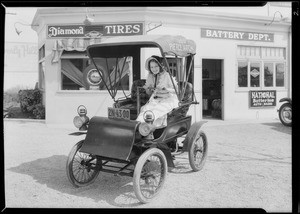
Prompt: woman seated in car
<box><xmin>136</xmin><ymin>55</ymin><xmax>179</xmax><ymax>127</ymax></box>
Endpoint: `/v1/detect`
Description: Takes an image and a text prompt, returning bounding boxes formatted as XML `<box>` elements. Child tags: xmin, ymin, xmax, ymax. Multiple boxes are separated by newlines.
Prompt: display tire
<box><xmin>82</xmin><ymin>64</ymin><xmax>104</xmax><ymax>90</ymax></box>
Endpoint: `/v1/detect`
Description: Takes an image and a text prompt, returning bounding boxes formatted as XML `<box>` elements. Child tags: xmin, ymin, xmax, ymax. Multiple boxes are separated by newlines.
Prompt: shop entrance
<box><xmin>202</xmin><ymin>59</ymin><xmax>223</xmax><ymax>119</ymax></box>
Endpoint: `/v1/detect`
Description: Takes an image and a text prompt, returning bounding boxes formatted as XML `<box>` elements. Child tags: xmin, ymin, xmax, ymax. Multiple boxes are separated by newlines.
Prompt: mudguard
<box><xmin>79</xmin><ymin>116</ymin><xmax>140</xmax><ymax>161</ymax></box>
<box><xmin>69</xmin><ymin>132</ymin><xmax>87</xmax><ymax>136</ymax></box>
<box><xmin>182</xmin><ymin>121</ymin><xmax>207</xmax><ymax>151</ymax></box>
<box><xmin>279</xmin><ymin>98</ymin><xmax>292</xmax><ymax>104</ymax></box>
<box><xmin>151</xmin><ymin>116</ymin><xmax>192</xmax><ymax>168</ymax></box>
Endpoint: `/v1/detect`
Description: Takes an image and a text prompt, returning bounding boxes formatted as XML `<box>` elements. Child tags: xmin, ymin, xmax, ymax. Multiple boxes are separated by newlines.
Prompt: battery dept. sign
<box><xmin>201</xmin><ymin>28</ymin><xmax>274</xmax><ymax>42</ymax></box>
<box><xmin>47</xmin><ymin>23</ymin><xmax>143</xmax><ymax>38</ymax></box>
<box><xmin>250</xmin><ymin>90</ymin><xmax>276</xmax><ymax>107</ymax></box>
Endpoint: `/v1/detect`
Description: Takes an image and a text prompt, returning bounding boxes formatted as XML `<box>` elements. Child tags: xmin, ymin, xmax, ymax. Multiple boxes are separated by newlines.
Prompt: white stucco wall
<box><xmin>31</xmin><ymin>6</ymin><xmax>291</xmax><ymax>125</ymax></box>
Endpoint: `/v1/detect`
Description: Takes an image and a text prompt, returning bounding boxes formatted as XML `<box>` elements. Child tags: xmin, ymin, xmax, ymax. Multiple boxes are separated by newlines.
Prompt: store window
<box><xmin>238</xmin><ymin>61</ymin><xmax>248</xmax><ymax>87</ymax></box>
<box><xmin>237</xmin><ymin>46</ymin><xmax>286</xmax><ymax>89</ymax></box>
<box><xmin>264</xmin><ymin>63</ymin><xmax>273</xmax><ymax>87</ymax></box>
<box><xmin>250</xmin><ymin>62</ymin><xmax>260</xmax><ymax>87</ymax></box>
<box><xmin>165</xmin><ymin>57</ymin><xmax>194</xmax><ymax>83</ymax></box>
<box><xmin>167</xmin><ymin>58</ymin><xmax>183</xmax><ymax>81</ymax></box>
<box><xmin>90</xmin><ymin>57</ymin><xmax>131</xmax><ymax>91</ymax></box>
<box><xmin>61</xmin><ymin>52</ymin><xmax>89</xmax><ymax>90</ymax></box>
<box><xmin>60</xmin><ymin>51</ymin><xmax>131</xmax><ymax>91</ymax></box>
<box><xmin>276</xmin><ymin>63</ymin><xmax>285</xmax><ymax>87</ymax></box>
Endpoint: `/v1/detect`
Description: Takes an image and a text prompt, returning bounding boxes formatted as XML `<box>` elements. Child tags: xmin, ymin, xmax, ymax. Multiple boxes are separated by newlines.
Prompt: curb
<box><xmin>202</xmin><ymin>118</ymin><xmax>280</xmax><ymax>127</ymax></box>
<box><xmin>3</xmin><ymin>118</ymin><xmax>280</xmax><ymax>127</ymax></box>
<box><xmin>3</xmin><ymin>118</ymin><xmax>45</xmax><ymax>123</ymax></box>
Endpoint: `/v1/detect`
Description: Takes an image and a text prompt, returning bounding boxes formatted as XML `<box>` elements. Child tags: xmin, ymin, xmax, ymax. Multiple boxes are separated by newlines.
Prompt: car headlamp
<box><xmin>138</xmin><ymin>122</ymin><xmax>153</xmax><ymax>136</ymax></box>
<box><xmin>73</xmin><ymin>105</ymin><xmax>89</xmax><ymax>130</ymax></box>
<box><xmin>73</xmin><ymin>116</ymin><xmax>84</xmax><ymax>128</ymax></box>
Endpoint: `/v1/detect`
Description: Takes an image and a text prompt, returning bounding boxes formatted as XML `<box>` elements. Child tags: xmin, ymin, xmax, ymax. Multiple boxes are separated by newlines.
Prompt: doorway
<box><xmin>202</xmin><ymin>59</ymin><xmax>223</xmax><ymax>119</ymax></box>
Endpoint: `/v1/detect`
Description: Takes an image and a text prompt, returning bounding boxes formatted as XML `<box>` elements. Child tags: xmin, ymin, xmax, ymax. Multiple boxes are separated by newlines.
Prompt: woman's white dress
<box><xmin>136</xmin><ymin>71</ymin><xmax>179</xmax><ymax>127</ymax></box>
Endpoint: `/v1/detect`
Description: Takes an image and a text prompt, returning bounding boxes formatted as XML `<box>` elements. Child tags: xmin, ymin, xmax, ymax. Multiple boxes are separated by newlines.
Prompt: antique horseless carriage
<box><xmin>66</xmin><ymin>35</ymin><xmax>208</xmax><ymax>203</ymax></box>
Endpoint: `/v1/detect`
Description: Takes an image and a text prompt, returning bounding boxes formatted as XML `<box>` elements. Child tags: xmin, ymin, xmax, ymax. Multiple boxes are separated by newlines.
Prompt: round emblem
<box><xmin>87</xmin><ymin>69</ymin><xmax>101</xmax><ymax>86</ymax></box>
<box><xmin>77</xmin><ymin>105</ymin><xmax>87</xmax><ymax>116</ymax></box>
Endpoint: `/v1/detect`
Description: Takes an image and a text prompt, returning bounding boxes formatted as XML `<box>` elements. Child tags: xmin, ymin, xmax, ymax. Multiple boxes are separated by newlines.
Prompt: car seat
<box><xmin>114</xmin><ymin>79</ymin><xmax>150</xmax><ymax>120</ymax></box>
<box><xmin>167</xmin><ymin>81</ymin><xmax>193</xmax><ymax>122</ymax></box>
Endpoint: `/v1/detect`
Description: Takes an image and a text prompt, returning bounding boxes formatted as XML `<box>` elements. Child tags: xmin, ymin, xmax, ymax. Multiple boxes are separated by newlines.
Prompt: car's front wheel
<box><xmin>66</xmin><ymin>140</ymin><xmax>101</xmax><ymax>187</ymax></box>
<box><xmin>133</xmin><ymin>148</ymin><xmax>167</xmax><ymax>203</ymax></box>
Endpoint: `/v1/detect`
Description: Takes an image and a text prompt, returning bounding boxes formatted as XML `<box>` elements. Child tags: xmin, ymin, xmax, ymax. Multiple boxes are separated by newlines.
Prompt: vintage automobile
<box><xmin>66</xmin><ymin>35</ymin><xmax>208</xmax><ymax>203</ymax></box>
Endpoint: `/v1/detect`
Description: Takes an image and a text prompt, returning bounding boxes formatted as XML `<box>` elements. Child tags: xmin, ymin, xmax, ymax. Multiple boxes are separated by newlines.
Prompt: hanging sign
<box><xmin>250</xmin><ymin>68</ymin><xmax>260</xmax><ymax>78</ymax></box>
<box><xmin>249</xmin><ymin>90</ymin><xmax>276</xmax><ymax>107</ymax></box>
<box><xmin>201</xmin><ymin>28</ymin><xmax>274</xmax><ymax>42</ymax></box>
<box><xmin>47</xmin><ymin>23</ymin><xmax>143</xmax><ymax>38</ymax></box>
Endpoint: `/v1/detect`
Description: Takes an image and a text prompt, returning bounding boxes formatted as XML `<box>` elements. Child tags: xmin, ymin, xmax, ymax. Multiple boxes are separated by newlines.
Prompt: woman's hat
<box><xmin>145</xmin><ymin>55</ymin><xmax>164</xmax><ymax>72</ymax></box>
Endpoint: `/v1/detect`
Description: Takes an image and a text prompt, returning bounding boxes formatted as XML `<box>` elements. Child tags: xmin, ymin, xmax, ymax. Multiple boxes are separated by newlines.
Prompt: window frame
<box><xmin>236</xmin><ymin>45</ymin><xmax>287</xmax><ymax>91</ymax></box>
<box><xmin>38</xmin><ymin>44</ymin><xmax>46</xmax><ymax>91</ymax></box>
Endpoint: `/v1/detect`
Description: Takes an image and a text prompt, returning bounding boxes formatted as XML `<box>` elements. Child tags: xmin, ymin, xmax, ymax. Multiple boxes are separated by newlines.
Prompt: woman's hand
<box><xmin>155</xmin><ymin>87</ymin><xmax>168</xmax><ymax>93</ymax></box>
<box><xmin>145</xmin><ymin>86</ymin><xmax>155</xmax><ymax>95</ymax></box>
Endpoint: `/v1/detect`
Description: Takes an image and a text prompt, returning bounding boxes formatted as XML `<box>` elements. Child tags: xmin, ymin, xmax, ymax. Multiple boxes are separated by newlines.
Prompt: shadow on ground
<box><xmin>261</xmin><ymin>122</ymin><xmax>292</xmax><ymax>135</ymax></box>
<box><xmin>7</xmin><ymin>155</ymin><xmax>142</xmax><ymax>207</ymax></box>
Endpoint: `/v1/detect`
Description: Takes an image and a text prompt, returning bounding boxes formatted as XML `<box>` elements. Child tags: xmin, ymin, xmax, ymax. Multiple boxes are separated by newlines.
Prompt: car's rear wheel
<box><xmin>66</xmin><ymin>140</ymin><xmax>101</xmax><ymax>187</ymax></box>
<box><xmin>133</xmin><ymin>148</ymin><xmax>167</xmax><ymax>203</ymax></box>
<box><xmin>188</xmin><ymin>130</ymin><xmax>208</xmax><ymax>172</ymax></box>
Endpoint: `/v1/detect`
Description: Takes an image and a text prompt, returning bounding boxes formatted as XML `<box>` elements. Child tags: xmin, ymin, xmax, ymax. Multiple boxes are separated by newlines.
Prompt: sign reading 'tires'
<box><xmin>47</xmin><ymin>23</ymin><xmax>143</xmax><ymax>38</ymax></box>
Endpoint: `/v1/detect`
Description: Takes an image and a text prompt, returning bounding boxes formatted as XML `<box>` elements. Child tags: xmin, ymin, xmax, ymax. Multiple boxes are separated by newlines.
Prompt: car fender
<box><xmin>182</xmin><ymin>121</ymin><xmax>208</xmax><ymax>151</ymax></box>
<box><xmin>69</xmin><ymin>132</ymin><xmax>87</xmax><ymax>136</ymax></box>
<box><xmin>143</xmin><ymin>141</ymin><xmax>175</xmax><ymax>168</ymax></box>
<box><xmin>279</xmin><ymin>98</ymin><xmax>292</xmax><ymax>104</ymax></box>
<box><xmin>79</xmin><ymin>116</ymin><xmax>140</xmax><ymax>161</ymax></box>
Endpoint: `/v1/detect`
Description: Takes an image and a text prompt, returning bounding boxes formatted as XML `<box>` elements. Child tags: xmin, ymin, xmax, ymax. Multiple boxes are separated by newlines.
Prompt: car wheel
<box><xmin>66</xmin><ymin>140</ymin><xmax>101</xmax><ymax>187</ymax></box>
<box><xmin>133</xmin><ymin>148</ymin><xmax>167</xmax><ymax>203</ymax></box>
<box><xmin>279</xmin><ymin>103</ymin><xmax>292</xmax><ymax>126</ymax></box>
<box><xmin>187</xmin><ymin>130</ymin><xmax>208</xmax><ymax>172</ymax></box>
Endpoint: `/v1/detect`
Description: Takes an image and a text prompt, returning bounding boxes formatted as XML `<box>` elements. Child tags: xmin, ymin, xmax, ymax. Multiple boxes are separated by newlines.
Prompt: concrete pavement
<box><xmin>3</xmin><ymin>118</ymin><xmax>292</xmax><ymax>211</ymax></box>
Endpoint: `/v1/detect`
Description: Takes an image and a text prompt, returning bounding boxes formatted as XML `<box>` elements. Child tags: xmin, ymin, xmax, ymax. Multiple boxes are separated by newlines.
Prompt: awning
<box><xmin>51</xmin><ymin>38</ymin><xmax>101</xmax><ymax>63</ymax></box>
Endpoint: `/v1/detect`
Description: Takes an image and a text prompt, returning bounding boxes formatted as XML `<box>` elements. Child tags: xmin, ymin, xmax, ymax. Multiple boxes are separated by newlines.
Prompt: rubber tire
<box><xmin>279</xmin><ymin>103</ymin><xmax>292</xmax><ymax>126</ymax></box>
<box><xmin>188</xmin><ymin>130</ymin><xmax>208</xmax><ymax>172</ymax></box>
<box><xmin>133</xmin><ymin>148</ymin><xmax>167</xmax><ymax>203</ymax></box>
<box><xmin>66</xmin><ymin>140</ymin><xmax>100</xmax><ymax>187</ymax></box>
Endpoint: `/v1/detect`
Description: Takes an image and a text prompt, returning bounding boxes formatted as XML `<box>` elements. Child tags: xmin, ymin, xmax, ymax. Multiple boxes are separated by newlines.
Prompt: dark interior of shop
<box><xmin>202</xmin><ymin>59</ymin><xmax>222</xmax><ymax>119</ymax></box>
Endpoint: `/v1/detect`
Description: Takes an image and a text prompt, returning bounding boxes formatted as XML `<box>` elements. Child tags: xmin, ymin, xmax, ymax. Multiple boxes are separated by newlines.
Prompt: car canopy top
<box><xmin>86</xmin><ymin>35</ymin><xmax>197</xmax><ymax>103</ymax></box>
<box><xmin>87</xmin><ymin>34</ymin><xmax>196</xmax><ymax>58</ymax></box>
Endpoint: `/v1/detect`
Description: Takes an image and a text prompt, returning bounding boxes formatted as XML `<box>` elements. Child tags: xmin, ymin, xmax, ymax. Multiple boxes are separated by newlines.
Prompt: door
<box><xmin>202</xmin><ymin>59</ymin><xmax>223</xmax><ymax>119</ymax></box>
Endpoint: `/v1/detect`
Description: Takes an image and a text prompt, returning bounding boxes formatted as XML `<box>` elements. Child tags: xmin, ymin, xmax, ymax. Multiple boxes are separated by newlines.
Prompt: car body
<box><xmin>66</xmin><ymin>35</ymin><xmax>208</xmax><ymax>203</ymax></box>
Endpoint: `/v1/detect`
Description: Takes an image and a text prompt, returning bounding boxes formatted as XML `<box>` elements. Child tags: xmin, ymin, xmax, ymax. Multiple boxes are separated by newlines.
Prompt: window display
<box><xmin>237</xmin><ymin>46</ymin><xmax>286</xmax><ymax>89</ymax></box>
<box><xmin>60</xmin><ymin>51</ymin><xmax>131</xmax><ymax>90</ymax></box>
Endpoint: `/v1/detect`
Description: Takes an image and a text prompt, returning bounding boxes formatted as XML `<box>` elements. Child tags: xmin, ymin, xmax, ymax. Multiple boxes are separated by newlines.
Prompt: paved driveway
<box><xmin>3</xmin><ymin>119</ymin><xmax>292</xmax><ymax>211</ymax></box>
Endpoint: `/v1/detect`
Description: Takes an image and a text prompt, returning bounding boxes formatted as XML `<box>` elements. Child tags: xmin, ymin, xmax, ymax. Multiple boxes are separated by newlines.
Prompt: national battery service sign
<box><xmin>47</xmin><ymin>23</ymin><xmax>143</xmax><ymax>38</ymax></box>
<box><xmin>249</xmin><ymin>90</ymin><xmax>276</xmax><ymax>107</ymax></box>
<box><xmin>201</xmin><ymin>28</ymin><xmax>274</xmax><ymax>42</ymax></box>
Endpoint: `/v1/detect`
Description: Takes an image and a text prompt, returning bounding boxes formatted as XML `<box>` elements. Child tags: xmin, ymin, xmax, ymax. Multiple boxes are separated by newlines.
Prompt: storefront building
<box><xmin>31</xmin><ymin>5</ymin><xmax>292</xmax><ymax>126</ymax></box>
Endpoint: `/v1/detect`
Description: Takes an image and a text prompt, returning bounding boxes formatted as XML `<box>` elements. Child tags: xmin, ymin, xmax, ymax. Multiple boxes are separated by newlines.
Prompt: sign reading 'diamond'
<box><xmin>47</xmin><ymin>23</ymin><xmax>143</xmax><ymax>38</ymax></box>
